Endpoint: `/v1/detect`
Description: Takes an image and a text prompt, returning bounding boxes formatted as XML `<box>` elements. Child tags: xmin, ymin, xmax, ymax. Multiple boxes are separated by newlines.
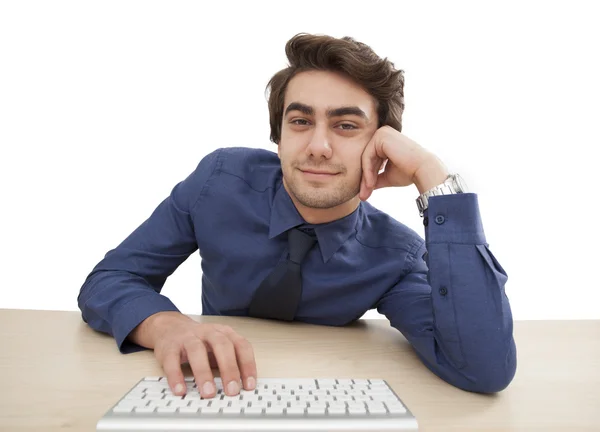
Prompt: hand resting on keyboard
<box><xmin>128</xmin><ymin>311</ymin><xmax>258</xmax><ymax>400</ymax></box>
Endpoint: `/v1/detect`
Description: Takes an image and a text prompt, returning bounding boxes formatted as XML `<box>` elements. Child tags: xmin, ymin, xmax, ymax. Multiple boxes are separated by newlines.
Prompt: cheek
<box><xmin>348</xmin><ymin>147</ymin><xmax>367</xmax><ymax>173</ymax></box>
<box><xmin>278</xmin><ymin>149</ymin><xmax>295</xmax><ymax>175</ymax></box>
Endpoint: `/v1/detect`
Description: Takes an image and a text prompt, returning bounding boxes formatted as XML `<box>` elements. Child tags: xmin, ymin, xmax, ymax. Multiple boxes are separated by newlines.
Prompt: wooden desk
<box><xmin>0</xmin><ymin>309</ymin><xmax>598</xmax><ymax>431</ymax></box>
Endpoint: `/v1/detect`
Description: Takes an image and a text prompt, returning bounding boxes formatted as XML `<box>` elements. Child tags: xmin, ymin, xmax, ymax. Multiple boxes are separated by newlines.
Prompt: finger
<box><xmin>374</xmin><ymin>171</ymin><xmax>392</xmax><ymax>190</ymax></box>
<box><xmin>360</xmin><ymin>156</ymin><xmax>385</xmax><ymax>200</ymax></box>
<box><xmin>359</xmin><ymin>177</ymin><xmax>368</xmax><ymax>201</ymax></box>
<box><xmin>361</xmin><ymin>136</ymin><xmax>379</xmax><ymax>189</ymax></box>
<box><xmin>183</xmin><ymin>339</ymin><xmax>216</xmax><ymax>399</ymax></box>
<box><xmin>205</xmin><ymin>331</ymin><xmax>241</xmax><ymax>396</ymax></box>
<box><xmin>227</xmin><ymin>333</ymin><xmax>258</xmax><ymax>391</ymax></box>
<box><xmin>208</xmin><ymin>351</ymin><xmax>219</xmax><ymax>369</ymax></box>
<box><xmin>160</xmin><ymin>347</ymin><xmax>187</xmax><ymax>396</ymax></box>
<box><xmin>371</xmin><ymin>138</ymin><xmax>388</xmax><ymax>186</ymax></box>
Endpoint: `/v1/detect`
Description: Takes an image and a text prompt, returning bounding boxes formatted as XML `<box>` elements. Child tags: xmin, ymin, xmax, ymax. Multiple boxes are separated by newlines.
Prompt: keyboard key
<box><xmin>222</xmin><ymin>406</ymin><xmax>242</xmax><ymax>414</ymax></box>
<box><xmin>134</xmin><ymin>406</ymin><xmax>156</xmax><ymax>413</ymax></box>
<box><xmin>348</xmin><ymin>405</ymin><xmax>367</xmax><ymax>415</ymax></box>
<box><xmin>116</xmin><ymin>400</ymin><xmax>139</xmax><ymax>407</ymax></box>
<box><xmin>244</xmin><ymin>407</ymin><xmax>263</xmax><ymax>415</ymax></box>
<box><xmin>178</xmin><ymin>407</ymin><xmax>199</xmax><ymax>414</ymax></box>
<box><xmin>286</xmin><ymin>407</ymin><xmax>305</xmax><ymax>415</ymax></box>
<box><xmin>265</xmin><ymin>407</ymin><xmax>284</xmax><ymax>415</ymax></box>
<box><xmin>307</xmin><ymin>406</ymin><xmax>326</xmax><ymax>415</ymax></box>
<box><xmin>188</xmin><ymin>400</ymin><xmax>211</xmax><ymax>408</ymax></box>
<box><xmin>156</xmin><ymin>407</ymin><xmax>177</xmax><ymax>413</ymax></box>
<box><xmin>367</xmin><ymin>404</ymin><xmax>388</xmax><ymax>414</ymax></box>
<box><xmin>317</xmin><ymin>379</ymin><xmax>337</xmax><ymax>388</ymax></box>
<box><xmin>335</xmin><ymin>396</ymin><xmax>353</xmax><ymax>402</ymax></box>
<box><xmin>112</xmin><ymin>406</ymin><xmax>133</xmax><ymax>413</ymax></box>
<box><xmin>327</xmin><ymin>406</ymin><xmax>347</xmax><ymax>415</ymax></box>
<box><xmin>386</xmin><ymin>403</ymin><xmax>407</xmax><ymax>414</ymax></box>
<box><xmin>353</xmin><ymin>395</ymin><xmax>372</xmax><ymax>402</ymax></box>
<box><xmin>164</xmin><ymin>394</ymin><xmax>185</xmax><ymax>401</ymax></box>
<box><xmin>221</xmin><ymin>395</ymin><xmax>241</xmax><ymax>403</ymax></box>
<box><xmin>202</xmin><ymin>406</ymin><xmax>221</xmax><ymax>414</ymax></box>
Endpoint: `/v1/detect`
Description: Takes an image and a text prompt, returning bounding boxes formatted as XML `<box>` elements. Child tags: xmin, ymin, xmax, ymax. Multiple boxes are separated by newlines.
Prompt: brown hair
<box><xmin>266</xmin><ymin>33</ymin><xmax>405</xmax><ymax>144</ymax></box>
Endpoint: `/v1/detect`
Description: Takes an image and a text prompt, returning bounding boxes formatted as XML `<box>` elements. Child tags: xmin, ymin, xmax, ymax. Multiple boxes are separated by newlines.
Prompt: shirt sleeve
<box><xmin>77</xmin><ymin>149</ymin><xmax>224</xmax><ymax>354</ymax></box>
<box><xmin>375</xmin><ymin>193</ymin><xmax>517</xmax><ymax>393</ymax></box>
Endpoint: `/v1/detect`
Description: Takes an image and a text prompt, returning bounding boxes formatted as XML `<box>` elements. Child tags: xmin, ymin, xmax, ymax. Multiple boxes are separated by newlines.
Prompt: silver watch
<box><xmin>416</xmin><ymin>173</ymin><xmax>468</xmax><ymax>217</ymax></box>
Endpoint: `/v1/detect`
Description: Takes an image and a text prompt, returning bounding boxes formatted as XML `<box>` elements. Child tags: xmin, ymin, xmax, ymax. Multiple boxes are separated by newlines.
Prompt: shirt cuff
<box><xmin>423</xmin><ymin>193</ymin><xmax>486</xmax><ymax>245</ymax></box>
<box><xmin>112</xmin><ymin>294</ymin><xmax>181</xmax><ymax>354</ymax></box>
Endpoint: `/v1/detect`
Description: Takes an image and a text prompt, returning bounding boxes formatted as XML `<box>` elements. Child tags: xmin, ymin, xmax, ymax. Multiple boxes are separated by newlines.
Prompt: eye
<box><xmin>291</xmin><ymin>119</ymin><xmax>310</xmax><ymax>125</ymax></box>
<box><xmin>337</xmin><ymin>123</ymin><xmax>357</xmax><ymax>130</ymax></box>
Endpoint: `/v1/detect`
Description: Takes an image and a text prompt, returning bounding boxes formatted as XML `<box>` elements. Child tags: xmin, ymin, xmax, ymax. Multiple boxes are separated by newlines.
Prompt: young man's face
<box><xmin>278</xmin><ymin>70</ymin><xmax>379</xmax><ymax>210</ymax></box>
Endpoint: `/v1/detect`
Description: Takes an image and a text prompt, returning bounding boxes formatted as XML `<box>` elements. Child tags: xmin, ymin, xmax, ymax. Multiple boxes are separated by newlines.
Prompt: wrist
<box><xmin>413</xmin><ymin>155</ymin><xmax>449</xmax><ymax>195</ymax></box>
<box><xmin>130</xmin><ymin>311</ymin><xmax>187</xmax><ymax>349</ymax></box>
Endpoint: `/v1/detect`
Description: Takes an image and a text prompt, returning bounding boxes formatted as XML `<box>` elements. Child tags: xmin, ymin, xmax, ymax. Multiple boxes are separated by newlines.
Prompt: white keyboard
<box><xmin>97</xmin><ymin>376</ymin><xmax>419</xmax><ymax>431</ymax></box>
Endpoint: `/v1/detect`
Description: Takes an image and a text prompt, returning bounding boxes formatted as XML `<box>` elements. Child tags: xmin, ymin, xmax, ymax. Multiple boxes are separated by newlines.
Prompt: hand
<box><xmin>359</xmin><ymin>126</ymin><xmax>449</xmax><ymax>201</ymax></box>
<box><xmin>133</xmin><ymin>312</ymin><xmax>257</xmax><ymax>399</ymax></box>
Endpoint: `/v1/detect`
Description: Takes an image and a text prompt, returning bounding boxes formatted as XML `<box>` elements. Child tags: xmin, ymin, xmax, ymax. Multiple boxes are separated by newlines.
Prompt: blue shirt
<box><xmin>78</xmin><ymin>147</ymin><xmax>516</xmax><ymax>393</ymax></box>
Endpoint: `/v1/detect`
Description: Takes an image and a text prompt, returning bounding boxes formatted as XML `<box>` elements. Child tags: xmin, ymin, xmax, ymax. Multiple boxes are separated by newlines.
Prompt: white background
<box><xmin>1</xmin><ymin>1</ymin><xmax>598</xmax><ymax>320</ymax></box>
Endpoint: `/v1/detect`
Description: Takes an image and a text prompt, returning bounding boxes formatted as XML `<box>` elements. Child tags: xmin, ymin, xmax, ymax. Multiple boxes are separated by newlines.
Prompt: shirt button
<box><xmin>435</xmin><ymin>215</ymin><xmax>445</xmax><ymax>225</ymax></box>
<box><xmin>423</xmin><ymin>217</ymin><xmax>429</xmax><ymax>226</ymax></box>
<box><xmin>439</xmin><ymin>287</ymin><xmax>448</xmax><ymax>296</ymax></box>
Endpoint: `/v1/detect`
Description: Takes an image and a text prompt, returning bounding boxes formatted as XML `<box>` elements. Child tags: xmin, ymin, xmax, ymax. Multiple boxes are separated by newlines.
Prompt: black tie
<box><xmin>248</xmin><ymin>228</ymin><xmax>317</xmax><ymax>321</ymax></box>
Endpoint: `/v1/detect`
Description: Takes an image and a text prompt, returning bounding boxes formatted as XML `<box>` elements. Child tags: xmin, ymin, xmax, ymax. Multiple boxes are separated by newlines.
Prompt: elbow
<box><xmin>467</xmin><ymin>366</ymin><xmax>515</xmax><ymax>394</ymax></box>
<box><xmin>458</xmin><ymin>338</ymin><xmax>517</xmax><ymax>394</ymax></box>
<box><xmin>421</xmin><ymin>337</ymin><xmax>517</xmax><ymax>394</ymax></box>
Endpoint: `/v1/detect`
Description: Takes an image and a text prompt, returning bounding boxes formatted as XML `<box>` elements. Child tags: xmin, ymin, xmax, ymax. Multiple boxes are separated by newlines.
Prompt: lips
<box><xmin>302</xmin><ymin>170</ymin><xmax>337</xmax><ymax>175</ymax></box>
<box><xmin>299</xmin><ymin>169</ymin><xmax>339</xmax><ymax>182</ymax></box>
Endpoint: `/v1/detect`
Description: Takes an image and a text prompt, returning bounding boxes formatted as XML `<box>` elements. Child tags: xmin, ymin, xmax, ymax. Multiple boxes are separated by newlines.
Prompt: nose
<box><xmin>305</xmin><ymin>125</ymin><xmax>332</xmax><ymax>159</ymax></box>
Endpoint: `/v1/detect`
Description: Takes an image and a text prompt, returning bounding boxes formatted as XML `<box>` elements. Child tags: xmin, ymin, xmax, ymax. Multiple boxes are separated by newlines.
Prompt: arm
<box><xmin>375</xmin><ymin>193</ymin><xmax>517</xmax><ymax>393</ymax></box>
<box><xmin>77</xmin><ymin>149</ymin><xmax>223</xmax><ymax>354</ymax></box>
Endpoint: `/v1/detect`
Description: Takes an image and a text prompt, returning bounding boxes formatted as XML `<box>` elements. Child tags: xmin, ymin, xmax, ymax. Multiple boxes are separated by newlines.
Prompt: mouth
<box><xmin>299</xmin><ymin>169</ymin><xmax>340</xmax><ymax>179</ymax></box>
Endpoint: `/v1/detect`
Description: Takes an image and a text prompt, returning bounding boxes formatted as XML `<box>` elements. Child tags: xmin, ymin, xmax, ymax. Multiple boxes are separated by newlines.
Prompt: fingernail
<box><xmin>227</xmin><ymin>380</ymin><xmax>239</xmax><ymax>395</ymax></box>
<box><xmin>247</xmin><ymin>376</ymin><xmax>256</xmax><ymax>389</ymax></box>
<box><xmin>202</xmin><ymin>381</ymin><xmax>214</xmax><ymax>396</ymax></box>
<box><xmin>174</xmin><ymin>383</ymin><xmax>184</xmax><ymax>394</ymax></box>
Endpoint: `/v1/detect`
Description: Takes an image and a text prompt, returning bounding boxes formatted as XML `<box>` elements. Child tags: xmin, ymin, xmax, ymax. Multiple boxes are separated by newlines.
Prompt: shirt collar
<box><xmin>269</xmin><ymin>180</ymin><xmax>361</xmax><ymax>263</ymax></box>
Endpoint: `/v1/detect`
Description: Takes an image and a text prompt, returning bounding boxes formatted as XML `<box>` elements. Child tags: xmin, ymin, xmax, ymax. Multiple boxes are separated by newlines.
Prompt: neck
<box><xmin>283</xmin><ymin>178</ymin><xmax>360</xmax><ymax>225</ymax></box>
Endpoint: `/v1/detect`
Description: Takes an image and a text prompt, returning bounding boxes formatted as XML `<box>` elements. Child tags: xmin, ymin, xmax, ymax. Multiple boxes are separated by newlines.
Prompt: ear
<box><xmin>277</xmin><ymin>143</ymin><xmax>281</xmax><ymax>158</ymax></box>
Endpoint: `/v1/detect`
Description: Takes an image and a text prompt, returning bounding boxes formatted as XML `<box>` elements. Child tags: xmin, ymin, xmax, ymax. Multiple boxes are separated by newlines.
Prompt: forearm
<box><xmin>418</xmin><ymin>240</ymin><xmax>516</xmax><ymax>392</ymax></box>
<box><xmin>380</xmin><ymin>193</ymin><xmax>517</xmax><ymax>393</ymax></box>
<box><xmin>421</xmin><ymin>193</ymin><xmax>516</xmax><ymax>392</ymax></box>
<box><xmin>78</xmin><ymin>267</ymin><xmax>180</xmax><ymax>353</ymax></box>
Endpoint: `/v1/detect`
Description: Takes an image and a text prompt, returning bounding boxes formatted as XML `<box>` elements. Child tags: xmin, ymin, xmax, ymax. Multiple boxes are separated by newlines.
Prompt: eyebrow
<box><xmin>284</xmin><ymin>102</ymin><xmax>369</xmax><ymax>121</ymax></box>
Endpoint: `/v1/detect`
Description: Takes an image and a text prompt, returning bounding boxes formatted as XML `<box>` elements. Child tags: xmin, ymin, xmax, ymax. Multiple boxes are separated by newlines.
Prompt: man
<box><xmin>78</xmin><ymin>33</ymin><xmax>517</xmax><ymax>400</ymax></box>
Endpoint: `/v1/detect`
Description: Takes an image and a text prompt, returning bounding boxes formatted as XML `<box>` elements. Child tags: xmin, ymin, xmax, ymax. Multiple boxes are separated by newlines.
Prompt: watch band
<box><xmin>416</xmin><ymin>173</ymin><xmax>468</xmax><ymax>217</ymax></box>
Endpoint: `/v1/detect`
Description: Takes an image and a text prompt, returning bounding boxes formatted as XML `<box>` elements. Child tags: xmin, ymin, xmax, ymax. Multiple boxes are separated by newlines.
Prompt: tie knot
<box><xmin>288</xmin><ymin>228</ymin><xmax>317</xmax><ymax>264</ymax></box>
<box><xmin>298</xmin><ymin>227</ymin><xmax>316</xmax><ymax>237</ymax></box>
